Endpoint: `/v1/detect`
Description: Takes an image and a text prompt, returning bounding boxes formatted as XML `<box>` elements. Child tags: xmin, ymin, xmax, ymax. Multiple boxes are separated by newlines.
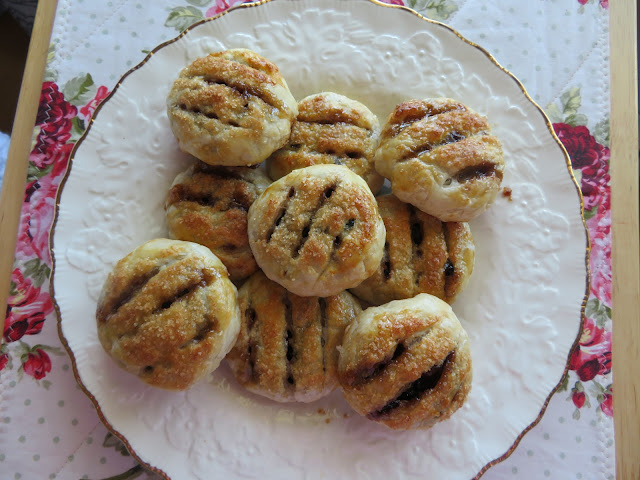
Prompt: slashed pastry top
<box><xmin>337</xmin><ymin>294</ymin><xmax>472</xmax><ymax>430</ymax></box>
<box><xmin>96</xmin><ymin>239</ymin><xmax>240</xmax><ymax>391</ymax></box>
<box><xmin>350</xmin><ymin>194</ymin><xmax>474</xmax><ymax>306</ymax></box>
<box><xmin>226</xmin><ymin>271</ymin><xmax>361</xmax><ymax>403</ymax></box>
<box><xmin>375</xmin><ymin>98</ymin><xmax>505</xmax><ymax>222</ymax></box>
<box><xmin>165</xmin><ymin>162</ymin><xmax>272</xmax><ymax>282</ymax></box>
<box><xmin>247</xmin><ymin>164</ymin><xmax>386</xmax><ymax>297</ymax></box>
<box><xmin>167</xmin><ymin>48</ymin><xmax>298</xmax><ymax>166</ymax></box>
<box><xmin>266</xmin><ymin>92</ymin><xmax>383</xmax><ymax>194</ymax></box>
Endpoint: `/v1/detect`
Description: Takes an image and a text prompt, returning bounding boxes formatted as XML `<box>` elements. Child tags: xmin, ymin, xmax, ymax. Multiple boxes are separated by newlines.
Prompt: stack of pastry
<box><xmin>96</xmin><ymin>48</ymin><xmax>506</xmax><ymax>431</ymax></box>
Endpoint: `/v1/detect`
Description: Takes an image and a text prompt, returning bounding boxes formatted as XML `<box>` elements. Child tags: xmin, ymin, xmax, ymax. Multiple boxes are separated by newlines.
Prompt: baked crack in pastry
<box><xmin>248</xmin><ymin>164</ymin><xmax>386</xmax><ymax>297</ymax></box>
<box><xmin>350</xmin><ymin>194</ymin><xmax>474</xmax><ymax>306</ymax></box>
<box><xmin>266</xmin><ymin>92</ymin><xmax>383</xmax><ymax>194</ymax></box>
<box><xmin>96</xmin><ymin>239</ymin><xmax>240</xmax><ymax>390</ymax></box>
<box><xmin>338</xmin><ymin>294</ymin><xmax>472</xmax><ymax>430</ymax></box>
<box><xmin>226</xmin><ymin>271</ymin><xmax>361</xmax><ymax>402</ymax></box>
<box><xmin>167</xmin><ymin>49</ymin><xmax>298</xmax><ymax>166</ymax></box>
<box><xmin>375</xmin><ymin>98</ymin><xmax>505</xmax><ymax>222</ymax></box>
<box><xmin>165</xmin><ymin>162</ymin><xmax>272</xmax><ymax>282</ymax></box>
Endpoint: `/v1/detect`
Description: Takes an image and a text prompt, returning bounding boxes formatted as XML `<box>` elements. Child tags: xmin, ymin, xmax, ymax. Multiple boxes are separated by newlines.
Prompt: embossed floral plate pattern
<box><xmin>51</xmin><ymin>0</ymin><xmax>588</xmax><ymax>478</ymax></box>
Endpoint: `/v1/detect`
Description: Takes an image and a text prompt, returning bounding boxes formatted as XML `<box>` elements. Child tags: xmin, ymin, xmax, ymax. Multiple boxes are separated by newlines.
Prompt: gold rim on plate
<box><xmin>48</xmin><ymin>1</ymin><xmax>590</xmax><ymax>478</ymax></box>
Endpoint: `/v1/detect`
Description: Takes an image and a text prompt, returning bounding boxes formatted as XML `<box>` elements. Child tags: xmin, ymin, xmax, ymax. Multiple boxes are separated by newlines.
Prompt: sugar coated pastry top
<box><xmin>266</xmin><ymin>92</ymin><xmax>383</xmax><ymax>194</ymax></box>
<box><xmin>375</xmin><ymin>98</ymin><xmax>505</xmax><ymax>222</ymax></box>
<box><xmin>248</xmin><ymin>164</ymin><xmax>386</xmax><ymax>297</ymax></box>
<box><xmin>226</xmin><ymin>271</ymin><xmax>361</xmax><ymax>402</ymax></box>
<box><xmin>167</xmin><ymin>49</ymin><xmax>298</xmax><ymax>166</ymax></box>
<box><xmin>96</xmin><ymin>239</ymin><xmax>240</xmax><ymax>390</ymax></box>
<box><xmin>165</xmin><ymin>162</ymin><xmax>272</xmax><ymax>282</ymax></box>
<box><xmin>350</xmin><ymin>194</ymin><xmax>474</xmax><ymax>306</ymax></box>
<box><xmin>338</xmin><ymin>293</ymin><xmax>472</xmax><ymax>430</ymax></box>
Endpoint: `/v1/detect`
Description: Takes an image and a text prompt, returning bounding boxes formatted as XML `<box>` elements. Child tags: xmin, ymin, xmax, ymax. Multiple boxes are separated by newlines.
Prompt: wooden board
<box><xmin>610</xmin><ymin>0</ymin><xmax>640</xmax><ymax>479</ymax></box>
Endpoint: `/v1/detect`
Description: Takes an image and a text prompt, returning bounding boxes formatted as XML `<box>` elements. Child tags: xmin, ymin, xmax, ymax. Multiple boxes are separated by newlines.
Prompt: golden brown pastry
<box><xmin>337</xmin><ymin>294</ymin><xmax>472</xmax><ymax>430</ymax></box>
<box><xmin>226</xmin><ymin>271</ymin><xmax>361</xmax><ymax>402</ymax></box>
<box><xmin>266</xmin><ymin>92</ymin><xmax>383</xmax><ymax>193</ymax></box>
<box><xmin>167</xmin><ymin>49</ymin><xmax>298</xmax><ymax>166</ymax></box>
<box><xmin>165</xmin><ymin>162</ymin><xmax>271</xmax><ymax>282</ymax></box>
<box><xmin>375</xmin><ymin>98</ymin><xmax>505</xmax><ymax>222</ymax></box>
<box><xmin>96</xmin><ymin>239</ymin><xmax>240</xmax><ymax>391</ymax></box>
<box><xmin>350</xmin><ymin>194</ymin><xmax>474</xmax><ymax>306</ymax></box>
<box><xmin>247</xmin><ymin>164</ymin><xmax>386</xmax><ymax>297</ymax></box>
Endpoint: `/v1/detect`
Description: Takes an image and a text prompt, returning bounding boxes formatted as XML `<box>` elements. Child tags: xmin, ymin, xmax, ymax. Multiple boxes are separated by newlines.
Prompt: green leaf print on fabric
<box><xmin>26</xmin><ymin>161</ymin><xmax>55</xmax><ymax>183</ymax></box>
<box><xmin>548</xmin><ymin>87</ymin><xmax>588</xmax><ymax>127</ymax></box>
<box><xmin>62</xmin><ymin>73</ymin><xmax>96</xmax><ymax>107</ymax></box>
<box><xmin>544</xmin><ymin>102</ymin><xmax>563</xmax><ymax>124</ymax></box>
<box><xmin>187</xmin><ymin>0</ymin><xmax>212</xmax><ymax>6</ymax></box>
<box><xmin>44</xmin><ymin>43</ymin><xmax>58</xmax><ymax>82</ymax></box>
<box><xmin>593</xmin><ymin>116</ymin><xmax>610</xmax><ymax>147</ymax></box>
<box><xmin>564</xmin><ymin>113</ymin><xmax>588</xmax><ymax>127</ymax></box>
<box><xmin>407</xmin><ymin>0</ymin><xmax>458</xmax><ymax>21</ymax></box>
<box><xmin>21</xmin><ymin>258</ymin><xmax>51</xmax><ymax>289</ymax></box>
<box><xmin>557</xmin><ymin>371</ymin><xmax>570</xmax><ymax>392</ymax></box>
<box><xmin>585</xmin><ymin>298</ymin><xmax>611</xmax><ymax>328</ymax></box>
<box><xmin>583</xmin><ymin>204</ymin><xmax>598</xmax><ymax>221</ymax></box>
<box><xmin>560</xmin><ymin>87</ymin><xmax>581</xmax><ymax>116</ymax></box>
<box><xmin>70</xmin><ymin>116</ymin><xmax>86</xmax><ymax>142</ymax></box>
<box><xmin>546</xmin><ymin>87</ymin><xmax>588</xmax><ymax>128</ymax></box>
<box><xmin>165</xmin><ymin>6</ymin><xmax>205</xmax><ymax>32</ymax></box>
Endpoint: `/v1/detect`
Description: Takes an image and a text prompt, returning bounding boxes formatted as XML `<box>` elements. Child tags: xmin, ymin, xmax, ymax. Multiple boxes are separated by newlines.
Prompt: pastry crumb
<box><xmin>502</xmin><ymin>187</ymin><xmax>512</xmax><ymax>201</ymax></box>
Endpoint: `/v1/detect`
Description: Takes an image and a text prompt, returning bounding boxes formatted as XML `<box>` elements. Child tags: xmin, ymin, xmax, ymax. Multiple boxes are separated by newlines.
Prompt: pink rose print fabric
<box><xmin>577</xmin><ymin>0</ymin><xmax>608</xmax><ymax>7</ymax></box>
<box><xmin>79</xmin><ymin>85</ymin><xmax>110</xmax><ymax>123</ymax></box>
<box><xmin>548</xmin><ymin>86</ymin><xmax>612</xmax><ymax>419</ymax></box>
<box><xmin>553</xmin><ymin>123</ymin><xmax>610</xmax><ymax>212</ymax></box>
<box><xmin>3</xmin><ymin>77</ymin><xmax>110</xmax><ymax>384</ymax></box>
<box><xmin>4</xmin><ymin>269</ymin><xmax>53</xmax><ymax>343</ymax></box>
<box><xmin>22</xmin><ymin>348</ymin><xmax>52</xmax><ymax>380</ymax></box>
<box><xmin>206</xmin><ymin>0</ymin><xmax>249</xmax><ymax>17</ymax></box>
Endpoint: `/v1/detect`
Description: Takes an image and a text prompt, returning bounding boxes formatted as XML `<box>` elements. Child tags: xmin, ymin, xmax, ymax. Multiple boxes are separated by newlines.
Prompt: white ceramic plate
<box><xmin>52</xmin><ymin>1</ymin><xmax>588</xmax><ymax>478</ymax></box>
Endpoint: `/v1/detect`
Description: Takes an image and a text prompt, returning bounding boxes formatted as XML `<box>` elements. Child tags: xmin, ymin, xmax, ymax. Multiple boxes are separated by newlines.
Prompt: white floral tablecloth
<box><xmin>0</xmin><ymin>0</ymin><xmax>613</xmax><ymax>478</ymax></box>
